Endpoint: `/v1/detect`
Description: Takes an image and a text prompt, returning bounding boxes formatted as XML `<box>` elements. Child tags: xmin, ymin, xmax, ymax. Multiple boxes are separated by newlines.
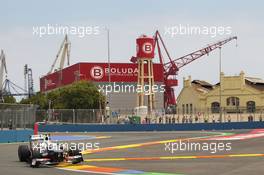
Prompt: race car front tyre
<box><xmin>68</xmin><ymin>149</ymin><xmax>83</xmax><ymax>164</ymax></box>
<box><xmin>18</xmin><ymin>145</ymin><xmax>31</xmax><ymax>162</ymax></box>
<box><xmin>30</xmin><ymin>159</ymin><xmax>40</xmax><ymax>168</ymax></box>
<box><xmin>72</xmin><ymin>157</ymin><xmax>83</xmax><ymax>164</ymax></box>
<box><xmin>68</xmin><ymin>149</ymin><xmax>82</xmax><ymax>156</ymax></box>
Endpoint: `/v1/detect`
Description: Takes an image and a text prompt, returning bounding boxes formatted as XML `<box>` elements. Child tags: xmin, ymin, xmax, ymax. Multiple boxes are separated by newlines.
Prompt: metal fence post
<box><xmin>1</xmin><ymin>110</ymin><xmax>3</xmax><ymax>130</ymax></box>
<box><xmin>23</xmin><ymin>108</ymin><xmax>26</xmax><ymax>129</ymax></box>
<box><xmin>15</xmin><ymin>110</ymin><xmax>18</xmax><ymax>130</ymax></box>
<box><xmin>73</xmin><ymin>109</ymin><xmax>75</xmax><ymax>124</ymax></box>
<box><xmin>93</xmin><ymin>109</ymin><xmax>95</xmax><ymax>123</ymax></box>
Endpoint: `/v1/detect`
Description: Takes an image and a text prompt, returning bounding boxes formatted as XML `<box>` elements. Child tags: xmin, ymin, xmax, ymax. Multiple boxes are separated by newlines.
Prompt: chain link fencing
<box><xmin>34</xmin><ymin>107</ymin><xmax>264</xmax><ymax>124</ymax></box>
<box><xmin>172</xmin><ymin>107</ymin><xmax>264</xmax><ymax>124</ymax></box>
<box><xmin>1</xmin><ymin>105</ymin><xmax>264</xmax><ymax>129</ymax></box>
<box><xmin>35</xmin><ymin>109</ymin><xmax>103</xmax><ymax>124</ymax></box>
<box><xmin>0</xmin><ymin>103</ymin><xmax>37</xmax><ymax>130</ymax></box>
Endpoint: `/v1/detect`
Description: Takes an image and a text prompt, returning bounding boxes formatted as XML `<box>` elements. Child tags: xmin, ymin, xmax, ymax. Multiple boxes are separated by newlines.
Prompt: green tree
<box><xmin>3</xmin><ymin>96</ymin><xmax>16</xmax><ymax>103</ymax></box>
<box><xmin>58</xmin><ymin>81</ymin><xmax>104</xmax><ymax>109</ymax></box>
<box><xmin>20</xmin><ymin>92</ymin><xmax>48</xmax><ymax>109</ymax></box>
<box><xmin>20</xmin><ymin>81</ymin><xmax>104</xmax><ymax>109</ymax></box>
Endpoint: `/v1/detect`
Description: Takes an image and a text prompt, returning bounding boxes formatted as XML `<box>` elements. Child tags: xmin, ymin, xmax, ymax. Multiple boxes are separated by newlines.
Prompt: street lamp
<box><xmin>105</xmin><ymin>27</ymin><xmax>111</xmax><ymax>84</ymax></box>
<box><xmin>219</xmin><ymin>47</ymin><xmax>222</xmax><ymax>122</ymax></box>
<box><xmin>103</xmin><ymin>27</ymin><xmax>111</xmax><ymax>98</ymax></box>
<box><xmin>48</xmin><ymin>100</ymin><xmax>52</xmax><ymax>121</ymax></box>
<box><xmin>104</xmin><ymin>27</ymin><xmax>111</xmax><ymax>122</ymax></box>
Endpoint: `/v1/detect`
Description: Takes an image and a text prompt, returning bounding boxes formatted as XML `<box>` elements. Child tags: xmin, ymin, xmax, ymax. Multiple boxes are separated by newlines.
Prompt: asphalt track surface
<box><xmin>0</xmin><ymin>130</ymin><xmax>263</xmax><ymax>175</ymax></box>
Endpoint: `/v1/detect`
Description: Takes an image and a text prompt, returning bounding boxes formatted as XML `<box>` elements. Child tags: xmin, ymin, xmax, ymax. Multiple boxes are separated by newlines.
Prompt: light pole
<box><xmin>48</xmin><ymin>100</ymin><xmax>52</xmax><ymax>121</ymax></box>
<box><xmin>219</xmin><ymin>47</ymin><xmax>222</xmax><ymax>122</ymax></box>
<box><xmin>103</xmin><ymin>28</ymin><xmax>111</xmax><ymax>83</ymax></box>
<box><xmin>104</xmin><ymin>27</ymin><xmax>111</xmax><ymax>122</ymax></box>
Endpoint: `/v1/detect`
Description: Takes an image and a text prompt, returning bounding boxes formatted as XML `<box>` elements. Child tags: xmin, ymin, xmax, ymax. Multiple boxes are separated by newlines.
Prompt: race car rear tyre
<box><xmin>18</xmin><ymin>145</ymin><xmax>31</xmax><ymax>162</ymax></box>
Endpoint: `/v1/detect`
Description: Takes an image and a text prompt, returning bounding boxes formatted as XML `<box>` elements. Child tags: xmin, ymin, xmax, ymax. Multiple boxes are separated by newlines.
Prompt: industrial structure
<box><xmin>0</xmin><ymin>50</ymin><xmax>7</xmax><ymax>94</ymax></box>
<box><xmin>24</xmin><ymin>64</ymin><xmax>34</xmax><ymax>98</ymax></box>
<box><xmin>48</xmin><ymin>35</ymin><xmax>71</xmax><ymax>75</ymax></box>
<box><xmin>138</xmin><ymin>31</ymin><xmax>237</xmax><ymax>108</ymax></box>
<box><xmin>40</xmin><ymin>32</ymin><xmax>237</xmax><ymax>111</ymax></box>
<box><xmin>40</xmin><ymin>62</ymin><xmax>165</xmax><ymax>110</ymax></box>
<box><xmin>134</xmin><ymin>35</ymin><xmax>156</xmax><ymax>115</ymax></box>
<box><xmin>0</xmin><ymin>50</ymin><xmax>34</xmax><ymax>101</ymax></box>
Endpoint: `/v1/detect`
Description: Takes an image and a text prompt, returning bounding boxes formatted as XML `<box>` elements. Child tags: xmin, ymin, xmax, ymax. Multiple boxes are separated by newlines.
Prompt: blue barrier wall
<box><xmin>0</xmin><ymin>130</ymin><xmax>33</xmax><ymax>143</ymax></box>
<box><xmin>38</xmin><ymin>122</ymin><xmax>264</xmax><ymax>132</ymax></box>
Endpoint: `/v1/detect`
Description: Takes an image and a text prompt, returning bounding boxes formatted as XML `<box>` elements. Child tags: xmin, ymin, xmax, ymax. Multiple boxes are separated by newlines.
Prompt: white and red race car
<box><xmin>18</xmin><ymin>134</ymin><xmax>83</xmax><ymax>167</ymax></box>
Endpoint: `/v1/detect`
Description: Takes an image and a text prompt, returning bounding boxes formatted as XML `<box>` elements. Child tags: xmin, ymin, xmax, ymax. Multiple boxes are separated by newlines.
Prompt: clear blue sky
<box><xmin>1</xmin><ymin>0</ymin><xmax>264</xmax><ymax>96</ymax></box>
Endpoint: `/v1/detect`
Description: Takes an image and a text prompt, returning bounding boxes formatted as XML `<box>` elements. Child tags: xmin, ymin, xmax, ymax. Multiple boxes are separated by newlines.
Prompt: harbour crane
<box><xmin>131</xmin><ymin>31</ymin><xmax>238</xmax><ymax>108</ymax></box>
<box><xmin>0</xmin><ymin>50</ymin><xmax>7</xmax><ymax>102</ymax></box>
<box><xmin>0</xmin><ymin>50</ymin><xmax>34</xmax><ymax>101</ymax></box>
<box><xmin>0</xmin><ymin>50</ymin><xmax>7</xmax><ymax>92</ymax></box>
<box><xmin>48</xmin><ymin>35</ymin><xmax>71</xmax><ymax>74</ymax></box>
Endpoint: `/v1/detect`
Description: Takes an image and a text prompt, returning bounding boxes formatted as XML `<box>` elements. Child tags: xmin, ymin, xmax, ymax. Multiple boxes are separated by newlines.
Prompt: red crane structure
<box><xmin>131</xmin><ymin>31</ymin><xmax>237</xmax><ymax>108</ymax></box>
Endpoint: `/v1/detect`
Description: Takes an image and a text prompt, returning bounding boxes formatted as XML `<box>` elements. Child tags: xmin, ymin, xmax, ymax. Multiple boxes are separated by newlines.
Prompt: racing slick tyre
<box><xmin>68</xmin><ymin>149</ymin><xmax>80</xmax><ymax>155</ymax></box>
<box><xmin>30</xmin><ymin>150</ymin><xmax>42</xmax><ymax>168</ymax></box>
<box><xmin>18</xmin><ymin>145</ymin><xmax>31</xmax><ymax>162</ymax></box>
<box><xmin>30</xmin><ymin>159</ymin><xmax>40</xmax><ymax>168</ymax></box>
<box><xmin>68</xmin><ymin>149</ymin><xmax>83</xmax><ymax>164</ymax></box>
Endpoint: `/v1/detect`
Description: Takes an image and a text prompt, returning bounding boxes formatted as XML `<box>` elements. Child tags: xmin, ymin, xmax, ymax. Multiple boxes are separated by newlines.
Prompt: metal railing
<box><xmin>0</xmin><ymin>103</ymin><xmax>37</xmax><ymax>130</ymax></box>
<box><xmin>35</xmin><ymin>109</ymin><xmax>102</xmax><ymax>124</ymax></box>
<box><xmin>1</xmin><ymin>105</ymin><xmax>264</xmax><ymax>129</ymax></box>
<box><xmin>173</xmin><ymin>107</ymin><xmax>264</xmax><ymax>123</ymax></box>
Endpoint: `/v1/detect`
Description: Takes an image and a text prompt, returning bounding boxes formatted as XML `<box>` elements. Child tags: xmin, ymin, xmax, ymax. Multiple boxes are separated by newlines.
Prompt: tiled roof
<box><xmin>245</xmin><ymin>77</ymin><xmax>264</xmax><ymax>91</ymax></box>
<box><xmin>191</xmin><ymin>80</ymin><xmax>213</xmax><ymax>94</ymax></box>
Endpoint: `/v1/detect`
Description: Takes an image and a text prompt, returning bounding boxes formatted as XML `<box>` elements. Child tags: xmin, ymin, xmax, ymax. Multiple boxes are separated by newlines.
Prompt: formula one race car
<box><xmin>18</xmin><ymin>134</ymin><xmax>83</xmax><ymax>167</ymax></box>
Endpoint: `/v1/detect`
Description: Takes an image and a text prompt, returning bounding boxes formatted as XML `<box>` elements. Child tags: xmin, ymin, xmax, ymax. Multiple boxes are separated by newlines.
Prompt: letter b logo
<box><xmin>142</xmin><ymin>42</ymin><xmax>153</xmax><ymax>54</ymax></box>
<box><xmin>90</xmin><ymin>66</ymin><xmax>104</xmax><ymax>80</ymax></box>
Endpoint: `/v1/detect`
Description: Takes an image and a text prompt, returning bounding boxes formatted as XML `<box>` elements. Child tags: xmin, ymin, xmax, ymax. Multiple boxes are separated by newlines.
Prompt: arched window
<box><xmin>211</xmin><ymin>102</ymin><xmax>220</xmax><ymax>113</ymax></box>
<box><xmin>226</xmin><ymin>97</ymin><xmax>240</xmax><ymax>107</ymax></box>
<box><xmin>247</xmin><ymin>101</ymin><xmax>256</xmax><ymax>113</ymax></box>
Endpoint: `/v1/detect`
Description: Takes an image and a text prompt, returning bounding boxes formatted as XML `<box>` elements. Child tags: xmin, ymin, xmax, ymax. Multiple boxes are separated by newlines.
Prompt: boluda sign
<box><xmin>40</xmin><ymin>62</ymin><xmax>164</xmax><ymax>92</ymax></box>
<box><xmin>81</xmin><ymin>63</ymin><xmax>163</xmax><ymax>82</ymax></box>
<box><xmin>90</xmin><ymin>66</ymin><xmax>138</xmax><ymax>80</ymax></box>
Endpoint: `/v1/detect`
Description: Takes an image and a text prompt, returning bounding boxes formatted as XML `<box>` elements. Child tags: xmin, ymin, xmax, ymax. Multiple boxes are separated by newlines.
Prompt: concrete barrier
<box><xmin>0</xmin><ymin>129</ymin><xmax>33</xmax><ymax>143</ymax></box>
<box><xmin>38</xmin><ymin>122</ymin><xmax>264</xmax><ymax>132</ymax></box>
